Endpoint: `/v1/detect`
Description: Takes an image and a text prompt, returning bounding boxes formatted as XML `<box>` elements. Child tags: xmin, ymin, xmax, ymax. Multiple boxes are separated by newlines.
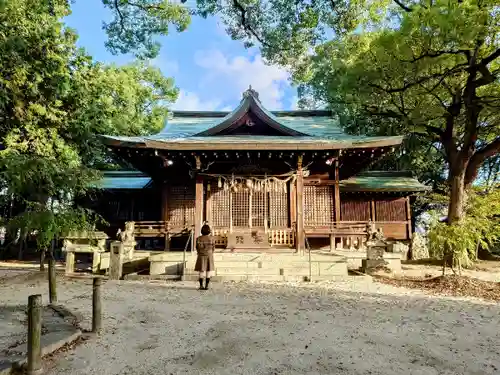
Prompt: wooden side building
<box><xmin>95</xmin><ymin>88</ymin><xmax>429</xmax><ymax>252</ymax></box>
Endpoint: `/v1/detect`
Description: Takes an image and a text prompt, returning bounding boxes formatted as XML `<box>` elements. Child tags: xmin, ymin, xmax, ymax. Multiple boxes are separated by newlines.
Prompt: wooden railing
<box><xmin>131</xmin><ymin>220</ymin><xmax>405</xmax><ymax>250</ymax></box>
<box><xmin>133</xmin><ymin>221</ymin><xmax>167</xmax><ymax>237</ymax></box>
<box><xmin>269</xmin><ymin>229</ymin><xmax>295</xmax><ymax>247</ymax></box>
<box><xmin>212</xmin><ymin>229</ymin><xmax>229</xmax><ymax>247</ymax></box>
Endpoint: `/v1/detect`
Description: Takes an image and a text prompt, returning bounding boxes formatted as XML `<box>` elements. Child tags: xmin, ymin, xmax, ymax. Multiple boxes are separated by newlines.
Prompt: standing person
<box><xmin>194</xmin><ymin>224</ymin><xmax>215</xmax><ymax>290</ymax></box>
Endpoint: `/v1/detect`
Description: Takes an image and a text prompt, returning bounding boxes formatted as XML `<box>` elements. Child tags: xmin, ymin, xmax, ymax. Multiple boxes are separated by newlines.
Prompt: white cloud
<box><xmin>172</xmin><ymin>90</ymin><xmax>222</xmax><ymax>111</ymax></box>
<box><xmin>194</xmin><ymin>49</ymin><xmax>290</xmax><ymax>109</ymax></box>
<box><xmin>149</xmin><ymin>56</ymin><xmax>179</xmax><ymax>75</ymax></box>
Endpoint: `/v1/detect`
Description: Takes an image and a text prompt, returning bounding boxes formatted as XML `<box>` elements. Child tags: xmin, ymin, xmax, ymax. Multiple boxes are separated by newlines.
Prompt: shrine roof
<box><xmin>100</xmin><ymin>88</ymin><xmax>403</xmax><ymax>151</ymax></box>
<box><xmin>96</xmin><ymin>170</ymin><xmax>430</xmax><ymax>193</ymax></box>
<box><xmin>339</xmin><ymin>171</ymin><xmax>431</xmax><ymax>192</ymax></box>
<box><xmin>94</xmin><ymin>170</ymin><xmax>152</xmax><ymax>189</ymax></box>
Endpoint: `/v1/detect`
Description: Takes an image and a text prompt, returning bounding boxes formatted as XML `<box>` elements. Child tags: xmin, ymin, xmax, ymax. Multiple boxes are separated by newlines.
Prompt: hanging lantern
<box><xmin>218</xmin><ymin>177</ymin><xmax>222</xmax><ymax>188</ymax></box>
<box><xmin>246</xmin><ymin>179</ymin><xmax>253</xmax><ymax>190</ymax></box>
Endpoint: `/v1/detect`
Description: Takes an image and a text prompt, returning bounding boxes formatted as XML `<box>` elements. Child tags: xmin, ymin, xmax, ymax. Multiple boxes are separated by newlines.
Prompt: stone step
<box><xmin>181</xmin><ymin>274</ymin><xmax>351</xmax><ymax>282</ymax></box>
<box><xmin>184</xmin><ymin>263</ymin><xmax>347</xmax><ymax>277</ymax></box>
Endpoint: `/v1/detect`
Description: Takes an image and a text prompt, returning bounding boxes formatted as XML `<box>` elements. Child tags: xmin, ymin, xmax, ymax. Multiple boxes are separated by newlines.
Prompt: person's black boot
<box><xmin>198</xmin><ymin>278</ymin><xmax>204</xmax><ymax>290</ymax></box>
<box><xmin>204</xmin><ymin>278</ymin><xmax>211</xmax><ymax>290</ymax></box>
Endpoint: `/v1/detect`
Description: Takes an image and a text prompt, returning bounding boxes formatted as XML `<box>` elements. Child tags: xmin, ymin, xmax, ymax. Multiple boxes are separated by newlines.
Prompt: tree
<box><xmin>191</xmin><ymin>0</ymin><xmax>500</xmax><ymax>224</ymax></box>
<box><xmin>102</xmin><ymin>0</ymin><xmax>191</xmax><ymax>58</ymax></box>
<box><xmin>298</xmin><ymin>1</ymin><xmax>500</xmax><ymax>226</ymax></box>
<box><xmin>0</xmin><ymin>0</ymin><xmax>178</xmax><ymax>264</ymax></box>
<box><xmin>428</xmin><ymin>186</ymin><xmax>500</xmax><ymax>273</ymax></box>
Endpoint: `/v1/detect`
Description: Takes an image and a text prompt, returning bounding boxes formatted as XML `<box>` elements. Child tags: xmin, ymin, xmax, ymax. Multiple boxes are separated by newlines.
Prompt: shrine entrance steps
<box><xmin>147</xmin><ymin>252</ymin><xmax>349</xmax><ymax>282</ymax></box>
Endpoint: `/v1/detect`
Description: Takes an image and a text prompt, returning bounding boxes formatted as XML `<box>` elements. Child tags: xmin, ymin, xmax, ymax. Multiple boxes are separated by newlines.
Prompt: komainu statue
<box><xmin>117</xmin><ymin>221</ymin><xmax>136</xmax><ymax>260</ymax></box>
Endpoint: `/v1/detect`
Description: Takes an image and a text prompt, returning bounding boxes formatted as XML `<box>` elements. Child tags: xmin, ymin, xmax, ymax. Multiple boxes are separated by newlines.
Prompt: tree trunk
<box><xmin>18</xmin><ymin>238</ymin><xmax>24</xmax><ymax>261</ymax></box>
<box><xmin>447</xmin><ymin>169</ymin><xmax>467</xmax><ymax>224</ymax></box>
<box><xmin>39</xmin><ymin>249</ymin><xmax>46</xmax><ymax>271</ymax></box>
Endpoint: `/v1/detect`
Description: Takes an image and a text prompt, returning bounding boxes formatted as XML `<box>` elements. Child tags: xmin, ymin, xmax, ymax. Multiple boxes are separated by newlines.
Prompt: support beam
<box><xmin>296</xmin><ymin>155</ymin><xmax>305</xmax><ymax>253</ymax></box>
<box><xmin>161</xmin><ymin>183</ymin><xmax>168</xmax><ymax>222</ymax></box>
<box><xmin>406</xmin><ymin>196</ymin><xmax>412</xmax><ymax>240</ymax></box>
<box><xmin>194</xmin><ymin>175</ymin><xmax>204</xmax><ymax>237</ymax></box>
<box><xmin>161</xmin><ymin>183</ymin><xmax>170</xmax><ymax>251</ymax></box>
<box><xmin>370</xmin><ymin>199</ymin><xmax>376</xmax><ymax>221</ymax></box>
<box><xmin>334</xmin><ymin>159</ymin><xmax>341</xmax><ymax>223</ymax></box>
<box><xmin>206</xmin><ymin>182</ymin><xmax>212</xmax><ymax>225</ymax></box>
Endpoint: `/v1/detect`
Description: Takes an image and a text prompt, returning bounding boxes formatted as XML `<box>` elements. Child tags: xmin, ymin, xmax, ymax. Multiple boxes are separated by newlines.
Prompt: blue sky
<box><xmin>65</xmin><ymin>0</ymin><xmax>298</xmax><ymax>111</ymax></box>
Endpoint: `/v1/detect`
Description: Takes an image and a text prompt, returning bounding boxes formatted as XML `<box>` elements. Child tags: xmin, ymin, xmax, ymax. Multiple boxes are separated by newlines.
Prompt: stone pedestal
<box><xmin>65</xmin><ymin>251</ymin><xmax>75</xmax><ymax>274</ymax></box>
<box><xmin>361</xmin><ymin>239</ymin><xmax>388</xmax><ymax>273</ymax></box>
<box><xmin>109</xmin><ymin>241</ymin><xmax>124</xmax><ymax>280</ymax></box>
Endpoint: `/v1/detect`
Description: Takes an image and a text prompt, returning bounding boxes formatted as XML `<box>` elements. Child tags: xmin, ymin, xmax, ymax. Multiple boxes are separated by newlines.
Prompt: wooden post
<box><xmin>370</xmin><ymin>199</ymin><xmax>376</xmax><ymax>221</ymax></box>
<box><xmin>92</xmin><ymin>277</ymin><xmax>102</xmax><ymax>334</ymax></box>
<box><xmin>48</xmin><ymin>258</ymin><xmax>57</xmax><ymax>304</ymax></box>
<box><xmin>330</xmin><ymin>234</ymin><xmax>335</xmax><ymax>252</ymax></box>
<box><xmin>194</xmin><ymin>176</ymin><xmax>204</xmax><ymax>238</ymax></box>
<box><xmin>27</xmin><ymin>294</ymin><xmax>42</xmax><ymax>375</ymax></box>
<box><xmin>161</xmin><ymin>183</ymin><xmax>169</xmax><ymax>222</ymax></box>
<box><xmin>206</xmin><ymin>182</ymin><xmax>212</xmax><ymax>224</ymax></box>
<box><xmin>229</xmin><ymin>188</ymin><xmax>233</xmax><ymax>233</ymax></box>
<box><xmin>406</xmin><ymin>196</ymin><xmax>412</xmax><ymax>239</ymax></box>
<box><xmin>296</xmin><ymin>155</ymin><xmax>305</xmax><ymax>253</ymax></box>
<box><xmin>334</xmin><ymin>158</ymin><xmax>341</xmax><ymax>223</ymax></box>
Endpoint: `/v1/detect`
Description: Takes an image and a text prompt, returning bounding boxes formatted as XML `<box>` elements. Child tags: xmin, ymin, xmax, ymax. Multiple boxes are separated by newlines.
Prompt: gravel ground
<box><xmin>1</xmin><ymin>276</ymin><xmax>500</xmax><ymax>375</ymax></box>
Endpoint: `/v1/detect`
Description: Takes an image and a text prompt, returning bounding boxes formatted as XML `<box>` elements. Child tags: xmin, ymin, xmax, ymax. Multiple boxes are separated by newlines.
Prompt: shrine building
<box><xmin>90</xmin><ymin>87</ymin><xmax>429</xmax><ymax>253</ymax></box>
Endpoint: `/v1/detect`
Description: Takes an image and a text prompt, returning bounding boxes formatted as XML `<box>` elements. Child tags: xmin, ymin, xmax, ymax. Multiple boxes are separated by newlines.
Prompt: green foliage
<box><xmin>428</xmin><ymin>188</ymin><xmax>500</xmax><ymax>268</ymax></box>
<box><xmin>195</xmin><ymin>0</ymin><xmax>386</xmax><ymax>67</ymax></box>
<box><xmin>102</xmin><ymin>0</ymin><xmax>191</xmax><ymax>58</ymax></box>
<box><xmin>0</xmin><ymin>0</ymin><xmax>179</xmax><ymax>253</ymax></box>
<box><xmin>64</xmin><ymin>59</ymin><xmax>178</xmax><ymax>169</ymax></box>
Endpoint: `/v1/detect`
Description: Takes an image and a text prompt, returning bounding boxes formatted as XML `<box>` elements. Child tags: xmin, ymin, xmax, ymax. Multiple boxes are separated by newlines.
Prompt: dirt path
<box><xmin>0</xmin><ymin>276</ymin><xmax>494</xmax><ymax>375</ymax></box>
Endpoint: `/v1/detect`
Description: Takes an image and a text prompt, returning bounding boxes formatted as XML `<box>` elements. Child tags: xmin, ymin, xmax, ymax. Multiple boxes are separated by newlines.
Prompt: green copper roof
<box><xmin>340</xmin><ymin>171</ymin><xmax>431</xmax><ymax>192</ymax></box>
<box><xmin>154</xmin><ymin>113</ymin><xmax>348</xmax><ymax>139</ymax></box>
<box><xmin>95</xmin><ymin>170</ymin><xmax>429</xmax><ymax>192</ymax></box>
<box><xmin>100</xmin><ymin>88</ymin><xmax>403</xmax><ymax>151</ymax></box>
<box><xmin>93</xmin><ymin>171</ymin><xmax>152</xmax><ymax>190</ymax></box>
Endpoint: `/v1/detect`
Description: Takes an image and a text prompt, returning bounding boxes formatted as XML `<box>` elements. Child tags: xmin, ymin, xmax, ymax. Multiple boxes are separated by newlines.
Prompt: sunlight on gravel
<box><xmin>2</xmin><ymin>276</ymin><xmax>500</xmax><ymax>375</ymax></box>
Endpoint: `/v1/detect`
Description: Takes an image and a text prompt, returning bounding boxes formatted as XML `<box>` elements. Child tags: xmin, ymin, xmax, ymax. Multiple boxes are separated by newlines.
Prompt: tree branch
<box><xmin>393</xmin><ymin>0</ymin><xmax>413</xmax><ymax>12</ymax></box>
<box><xmin>232</xmin><ymin>0</ymin><xmax>273</xmax><ymax>49</ymax></box>
<box><xmin>114</xmin><ymin>0</ymin><xmax>127</xmax><ymax>36</ymax></box>
<box><xmin>465</xmin><ymin>138</ymin><xmax>500</xmax><ymax>186</ymax></box>
<box><xmin>368</xmin><ymin>64</ymin><xmax>467</xmax><ymax>94</ymax></box>
<box><xmin>480</xmin><ymin>48</ymin><xmax>500</xmax><ymax>67</ymax></box>
<box><xmin>402</xmin><ymin>49</ymin><xmax>470</xmax><ymax>63</ymax></box>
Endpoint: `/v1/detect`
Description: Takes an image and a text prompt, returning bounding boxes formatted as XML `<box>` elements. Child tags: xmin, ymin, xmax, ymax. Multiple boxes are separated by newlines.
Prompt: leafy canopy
<box><xmin>428</xmin><ymin>187</ymin><xmax>500</xmax><ymax>269</ymax></box>
<box><xmin>0</xmin><ymin>0</ymin><xmax>178</xmax><ymax>250</ymax></box>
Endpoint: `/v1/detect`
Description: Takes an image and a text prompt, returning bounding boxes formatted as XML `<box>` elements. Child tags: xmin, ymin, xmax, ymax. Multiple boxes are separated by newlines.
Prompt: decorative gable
<box><xmin>194</xmin><ymin>87</ymin><xmax>310</xmax><ymax>137</ymax></box>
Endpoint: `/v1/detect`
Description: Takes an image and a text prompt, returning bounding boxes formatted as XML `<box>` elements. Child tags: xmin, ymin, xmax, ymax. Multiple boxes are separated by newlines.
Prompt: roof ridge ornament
<box><xmin>242</xmin><ymin>85</ymin><xmax>260</xmax><ymax>101</ymax></box>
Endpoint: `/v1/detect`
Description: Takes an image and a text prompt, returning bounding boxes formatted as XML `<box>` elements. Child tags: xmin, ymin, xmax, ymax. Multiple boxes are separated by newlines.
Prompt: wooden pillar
<box><xmin>290</xmin><ymin>181</ymin><xmax>296</xmax><ymax>227</ymax></box>
<box><xmin>92</xmin><ymin>277</ymin><xmax>102</xmax><ymax>334</ymax></box>
<box><xmin>161</xmin><ymin>183</ymin><xmax>168</xmax><ymax>222</ymax></box>
<box><xmin>334</xmin><ymin>158</ymin><xmax>341</xmax><ymax>223</ymax></box>
<box><xmin>296</xmin><ymin>155</ymin><xmax>305</xmax><ymax>253</ymax></box>
<box><xmin>194</xmin><ymin>175</ymin><xmax>204</xmax><ymax>237</ymax></box>
<box><xmin>406</xmin><ymin>196</ymin><xmax>412</xmax><ymax>240</ymax></box>
<box><xmin>161</xmin><ymin>183</ymin><xmax>170</xmax><ymax>250</ymax></box>
<box><xmin>27</xmin><ymin>294</ymin><xmax>42</xmax><ymax>375</ymax></box>
<box><xmin>206</xmin><ymin>182</ymin><xmax>212</xmax><ymax>225</ymax></box>
<box><xmin>370</xmin><ymin>199</ymin><xmax>376</xmax><ymax>221</ymax></box>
